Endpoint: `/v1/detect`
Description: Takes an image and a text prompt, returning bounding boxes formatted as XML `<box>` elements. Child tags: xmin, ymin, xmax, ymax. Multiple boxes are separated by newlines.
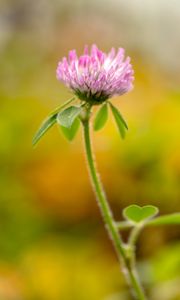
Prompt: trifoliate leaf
<box><xmin>32</xmin><ymin>97</ymin><xmax>76</xmax><ymax>146</ymax></box>
<box><xmin>57</xmin><ymin>106</ymin><xmax>82</xmax><ymax>128</ymax></box>
<box><xmin>109</xmin><ymin>103</ymin><xmax>128</xmax><ymax>139</ymax></box>
<box><xmin>93</xmin><ymin>104</ymin><xmax>108</xmax><ymax>131</ymax></box>
<box><xmin>148</xmin><ymin>213</ymin><xmax>180</xmax><ymax>226</ymax></box>
<box><xmin>123</xmin><ymin>205</ymin><xmax>159</xmax><ymax>223</ymax></box>
<box><xmin>60</xmin><ymin>117</ymin><xmax>80</xmax><ymax>141</ymax></box>
<box><xmin>32</xmin><ymin>114</ymin><xmax>57</xmax><ymax>147</ymax></box>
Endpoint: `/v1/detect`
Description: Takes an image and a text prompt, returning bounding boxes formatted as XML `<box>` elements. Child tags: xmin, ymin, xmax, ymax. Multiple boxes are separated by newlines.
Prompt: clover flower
<box><xmin>33</xmin><ymin>45</ymin><xmax>134</xmax><ymax>146</ymax></box>
<box><xmin>56</xmin><ymin>44</ymin><xmax>134</xmax><ymax>104</ymax></box>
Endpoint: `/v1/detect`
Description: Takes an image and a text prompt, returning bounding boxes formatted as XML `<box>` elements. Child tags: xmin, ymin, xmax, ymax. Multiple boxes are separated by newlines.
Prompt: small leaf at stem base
<box><xmin>123</xmin><ymin>205</ymin><xmax>159</xmax><ymax>223</ymax></box>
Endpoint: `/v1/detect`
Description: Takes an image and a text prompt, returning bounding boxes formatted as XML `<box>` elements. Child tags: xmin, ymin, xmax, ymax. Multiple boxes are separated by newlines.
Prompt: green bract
<box><xmin>33</xmin><ymin>95</ymin><xmax>130</xmax><ymax>146</ymax></box>
<box><xmin>123</xmin><ymin>205</ymin><xmax>159</xmax><ymax>223</ymax></box>
<box><xmin>60</xmin><ymin>118</ymin><xmax>80</xmax><ymax>141</ymax></box>
<box><xmin>109</xmin><ymin>102</ymin><xmax>128</xmax><ymax>139</ymax></box>
<box><xmin>93</xmin><ymin>103</ymin><xmax>108</xmax><ymax>131</ymax></box>
<box><xmin>32</xmin><ymin>114</ymin><xmax>57</xmax><ymax>147</ymax></box>
<box><xmin>57</xmin><ymin>106</ymin><xmax>82</xmax><ymax>128</ymax></box>
<box><xmin>32</xmin><ymin>97</ymin><xmax>75</xmax><ymax>146</ymax></box>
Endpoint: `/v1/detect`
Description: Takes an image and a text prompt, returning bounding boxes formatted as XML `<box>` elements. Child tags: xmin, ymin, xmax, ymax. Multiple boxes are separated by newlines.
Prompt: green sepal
<box><xmin>123</xmin><ymin>205</ymin><xmax>159</xmax><ymax>224</ymax></box>
<box><xmin>109</xmin><ymin>102</ymin><xmax>128</xmax><ymax>139</ymax></box>
<box><xmin>57</xmin><ymin>106</ymin><xmax>82</xmax><ymax>128</ymax></box>
<box><xmin>93</xmin><ymin>103</ymin><xmax>108</xmax><ymax>131</ymax></box>
<box><xmin>60</xmin><ymin>117</ymin><xmax>80</xmax><ymax>141</ymax></box>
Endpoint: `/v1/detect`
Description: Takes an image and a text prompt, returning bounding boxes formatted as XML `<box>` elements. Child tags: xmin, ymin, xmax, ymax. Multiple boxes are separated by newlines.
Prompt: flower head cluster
<box><xmin>56</xmin><ymin>45</ymin><xmax>134</xmax><ymax>105</ymax></box>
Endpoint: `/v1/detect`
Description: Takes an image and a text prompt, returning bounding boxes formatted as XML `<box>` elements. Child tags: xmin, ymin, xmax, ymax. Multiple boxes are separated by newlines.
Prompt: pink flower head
<box><xmin>56</xmin><ymin>45</ymin><xmax>134</xmax><ymax>104</ymax></box>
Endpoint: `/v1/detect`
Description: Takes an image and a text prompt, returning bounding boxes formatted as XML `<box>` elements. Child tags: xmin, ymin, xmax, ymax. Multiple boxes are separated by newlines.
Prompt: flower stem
<box><xmin>82</xmin><ymin>119</ymin><xmax>147</xmax><ymax>300</ymax></box>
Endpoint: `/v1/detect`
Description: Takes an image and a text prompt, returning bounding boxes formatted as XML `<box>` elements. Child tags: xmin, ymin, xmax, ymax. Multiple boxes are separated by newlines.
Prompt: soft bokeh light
<box><xmin>0</xmin><ymin>1</ymin><xmax>180</xmax><ymax>299</ymax></box>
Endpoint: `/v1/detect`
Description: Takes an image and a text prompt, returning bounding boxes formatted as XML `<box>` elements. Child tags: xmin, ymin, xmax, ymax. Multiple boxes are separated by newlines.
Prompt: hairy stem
<box><xmin>129</xmin><ymin>224</ymin><xmax>144</xmax><ymax>250</ymax></box>
<box><xmin>82</xmin><ymin>118</ymin><xmax>147</xmax><ymax>300</ymax></box>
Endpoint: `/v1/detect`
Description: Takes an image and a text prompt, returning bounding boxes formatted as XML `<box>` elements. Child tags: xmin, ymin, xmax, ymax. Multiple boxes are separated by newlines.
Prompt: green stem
<box><xmin>129</xmin><ymin>224</ymin><xmax>144</xmax><ymax>250</ymax></box>
<box><xmin>83</xmin><ymin>120</ymin><xmax>125</xmax><ymax>259</ymax></box>
<box><xmin>82</xmin><ymin>118</ymin><xmax>147</xmax><ymax>300</ymax></box>
<box><xmin>116</xmin><ymin>221</ymin><xmax>133</xmax><ymax>230</ymax></box>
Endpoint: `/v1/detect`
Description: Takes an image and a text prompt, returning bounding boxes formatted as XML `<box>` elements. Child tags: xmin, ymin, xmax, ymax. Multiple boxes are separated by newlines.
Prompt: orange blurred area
<box><xmin>0</xmin><ymin>1</ymin><xmax>180</xmax><ymax>299</ymax></box>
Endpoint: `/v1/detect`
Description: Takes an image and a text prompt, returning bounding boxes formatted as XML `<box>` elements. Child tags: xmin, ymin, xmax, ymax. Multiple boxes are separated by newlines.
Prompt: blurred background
<box><xmin>0</xmin><ymin>0</ymin><xmax>180</xmax><ymax>299</ymax></box>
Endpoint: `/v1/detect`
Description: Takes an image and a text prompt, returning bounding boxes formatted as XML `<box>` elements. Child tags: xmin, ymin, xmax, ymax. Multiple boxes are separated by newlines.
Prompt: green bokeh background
<box><xmin>0</xmin><ymin>1</ymin><xmax>180</xmax><ymax>299</ymax></box>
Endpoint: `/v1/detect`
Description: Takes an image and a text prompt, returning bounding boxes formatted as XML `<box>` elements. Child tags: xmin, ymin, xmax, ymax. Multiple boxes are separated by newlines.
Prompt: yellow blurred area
<box><xmin>0</xmin><ymin>0</ymin><xmax>180</xmax><ymax>299</ymax></box>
